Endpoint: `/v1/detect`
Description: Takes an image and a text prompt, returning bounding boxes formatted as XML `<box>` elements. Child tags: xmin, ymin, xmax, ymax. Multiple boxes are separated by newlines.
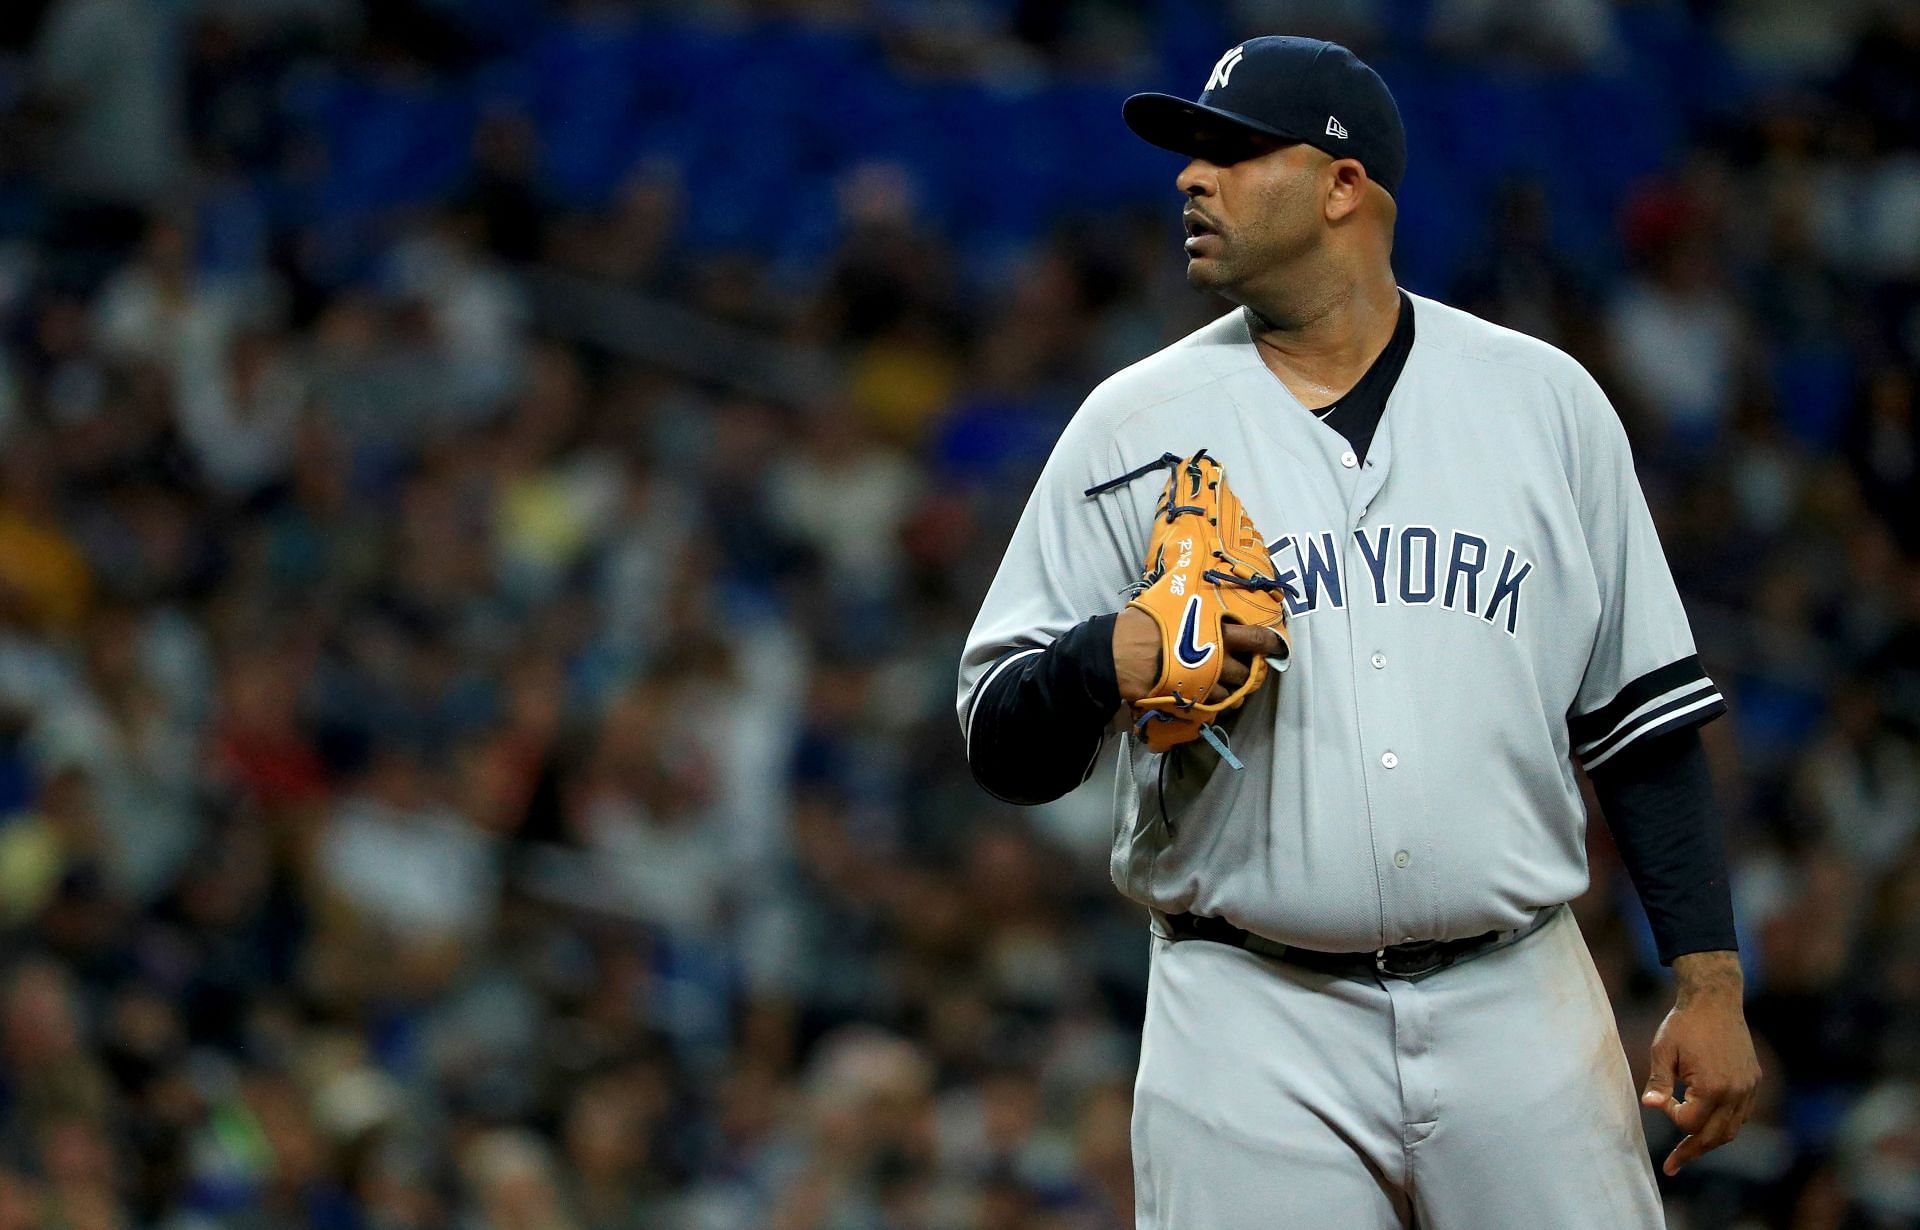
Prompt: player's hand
<box><xmin>1111</xmin><ymin>608</ymin><xmax>1285</xmax><ymax>705</ymax></box>
<box><xmin>1208</xmin><ymin>623</ymin><xmax>1287</xmax><ymax>702</ymax></box>
<box><xmin>1640</xmin><ymin>951</ymin><xmax>1761</xmax><ymax>1177</ymax></box>
<box><xmin>1112</xmin><ymin>607</ymin><xmax>1163</xmax><ymax>703</ymax></box>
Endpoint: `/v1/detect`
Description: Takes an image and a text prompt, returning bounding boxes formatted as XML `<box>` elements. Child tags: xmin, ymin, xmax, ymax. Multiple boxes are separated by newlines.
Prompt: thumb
<box><xmin>1642</xmin><ymin>1042</ymin><xmax>1676</xmax><ymax>1108</ymax></box>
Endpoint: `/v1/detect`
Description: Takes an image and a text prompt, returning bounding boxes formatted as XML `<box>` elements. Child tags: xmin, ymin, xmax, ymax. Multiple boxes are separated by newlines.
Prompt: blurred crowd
<box><xmin>0</xmin><ymin>0</ymin><xmax>1917</xmax><ymax>1228</ymax></box>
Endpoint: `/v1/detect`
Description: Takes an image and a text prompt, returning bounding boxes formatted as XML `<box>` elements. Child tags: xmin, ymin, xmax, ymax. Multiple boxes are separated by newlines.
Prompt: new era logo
<box><xmin>1326</xmin><ymin>115</ymin><xmax>1348</xmax><ymax>139</ymax></box>
<box><xmin>1205</xmin><ymin>45</ymin><xmax>1245</xmax><ymax>91</ymax></box>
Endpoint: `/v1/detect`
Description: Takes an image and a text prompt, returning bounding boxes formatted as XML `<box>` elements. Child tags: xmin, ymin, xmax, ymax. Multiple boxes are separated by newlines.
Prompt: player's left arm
<box><xmin>1563</xmin><ymin>368</ymin><xmax>1759</xmax><ymax>1175</ymax></box>
<box><xmin>1587</xmin><ymin>729</ymin><xmax>1760</xmax><ymax>1176</ymax></box>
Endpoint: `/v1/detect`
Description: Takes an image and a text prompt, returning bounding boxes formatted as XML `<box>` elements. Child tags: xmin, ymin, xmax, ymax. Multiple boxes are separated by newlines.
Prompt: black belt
<box><xmin>1158</xmin><ymin>906</ymin><xmax>1557</xmax><ymax>980</ymax></box>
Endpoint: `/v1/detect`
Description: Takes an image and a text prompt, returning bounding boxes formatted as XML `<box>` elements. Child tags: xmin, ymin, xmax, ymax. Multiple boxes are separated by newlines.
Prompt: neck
<box><xmin>1242</xmin><ymin>265</ymin><xmax>1401</xmax><ymax>405</ymax></box>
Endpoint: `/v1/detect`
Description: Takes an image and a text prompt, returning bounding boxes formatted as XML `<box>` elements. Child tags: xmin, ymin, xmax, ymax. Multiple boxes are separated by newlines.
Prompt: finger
<box><xmin>1664</xmin><ymin>1101</ymin><xmax>1740</xmax><ymax>1176</ymax></box>
<box><xmin>1664</xmin><ymin>1086</ymin><xmax>1722</xmax><ymax>1134</ymax></box>
<box><xmin>1206</xmin><ymin>685</ymin><xmax>1227</xmax><ymax>703</ymax></box>
<box><xmin>1700</xmin><ymin>1098</ymin><xmax>1740</xmax><ymax>1149</ymax></box>
<box><xmin>1641</xmin><ymin>1042</ymin><xmax>1676</xmax><ymax>1110</ymax></box>
<box><xmin>1667</xmin><ymin>1097</ymin><xmax>1737</xmax><ymax>1170</ymax></box>
<box><xmin>1725</xmin><ymin>1096</ymin><xmax>1753</xmax><ymax>1146</ymax></box>
<box><xmin>1728</xmin><ymin>1084</ymin><xmax>1759</xmax><ymax>1140</ymax></box>
<box><xmin>1217</xmin><ymin>656</ymin><xmax>1251</xmax><ymax>691</ymax></box>
<box><xmin>1221</xmin><ymin>623</ymin><xmax>1285</xmax><ymax>659</ymax></box>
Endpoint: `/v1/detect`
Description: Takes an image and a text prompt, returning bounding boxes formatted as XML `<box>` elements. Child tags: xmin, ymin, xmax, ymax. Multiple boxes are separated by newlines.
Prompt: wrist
<box><xmin>1671</xmin><ymin>949</ymin><xmax>1743</xmax><ymax>1009</ymax></box>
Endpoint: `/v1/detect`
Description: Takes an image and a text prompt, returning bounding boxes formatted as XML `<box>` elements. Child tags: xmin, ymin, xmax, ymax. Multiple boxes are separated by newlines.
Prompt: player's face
<box><xmin>1175</xmin><ymin>138</ymin><xmax>1328</xmax><ymax>298</ymax></box>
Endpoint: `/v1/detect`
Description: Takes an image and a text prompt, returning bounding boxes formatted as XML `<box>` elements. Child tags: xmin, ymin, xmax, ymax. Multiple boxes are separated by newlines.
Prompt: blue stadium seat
<box><xmin>523</xmin><ymin>15</ymin><xmax>668</xmax><ymax>206</ymax></box>
<box><xmin>1772</xmin><ymin>346</ymin><xmax>1858</xmax><ymax>449</ymax></box>
<box><xmin>281</xmin><ymin>69</ymin><xmax>478</xmax><ymax>217</ymax></box>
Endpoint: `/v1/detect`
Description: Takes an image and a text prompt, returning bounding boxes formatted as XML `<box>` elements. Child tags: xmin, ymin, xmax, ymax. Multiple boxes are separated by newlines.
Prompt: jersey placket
<box><xmin>1336</xmin><ymin>414</ymin><xmax>1439</xmax><ymax>947</ymax></box>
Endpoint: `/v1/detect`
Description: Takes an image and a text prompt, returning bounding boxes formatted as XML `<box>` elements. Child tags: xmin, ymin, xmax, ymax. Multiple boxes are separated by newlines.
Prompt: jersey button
<box><xmin>1381</xmin><ymin>751</ymin><xmax>1399</xmax><ymax>769</ymax></box>
<box><xmin>1370</xmin><ymin>652</ymin><xmax>1386</xmax><ymax>669</ymax></box>
<box><xmin>1393</xmin><ymin>850</ymin><xmax>1411</xmax><ymax>868</ymax></box>
<box><xmin>1340</xmin><ymin>450</ymin><xmax>1358</xmax><ymax>468</ymax></box>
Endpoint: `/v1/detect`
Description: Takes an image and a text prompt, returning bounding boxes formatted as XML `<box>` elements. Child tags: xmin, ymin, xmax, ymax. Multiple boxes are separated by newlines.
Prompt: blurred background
<box><xmin>0</xmin><ymin>0</ymin><xmax>1915</xmax><ymax>1227</ymax></box>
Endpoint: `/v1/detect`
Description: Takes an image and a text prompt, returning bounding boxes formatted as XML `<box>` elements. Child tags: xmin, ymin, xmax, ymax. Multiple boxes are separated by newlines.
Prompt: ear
<box><xmin>1324</xmin><ymin>160</ymin><xmax>1369</xmax><ymax>222</ymax></box>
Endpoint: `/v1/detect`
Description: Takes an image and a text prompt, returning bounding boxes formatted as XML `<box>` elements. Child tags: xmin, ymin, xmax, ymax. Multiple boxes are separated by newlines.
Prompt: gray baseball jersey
<box><xmin>956</xmin><ymin>291</ymin><xmax>1724</xmax><ymax>953</ymax></box>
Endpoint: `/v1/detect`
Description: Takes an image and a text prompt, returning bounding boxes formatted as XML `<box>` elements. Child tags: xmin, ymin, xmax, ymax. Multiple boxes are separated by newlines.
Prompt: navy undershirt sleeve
<box><xmin>967</xmin><ymin>613</ymin><xmax>1120</xmax><ymax>805</ymax></box>
<box><xmin>1586</xmin><ymin>725</ymin><xmax>1738</xmax><ymax>965</ymax></box>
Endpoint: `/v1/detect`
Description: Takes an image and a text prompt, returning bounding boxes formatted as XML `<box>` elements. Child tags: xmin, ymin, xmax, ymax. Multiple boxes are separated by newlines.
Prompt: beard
<box><xmin>1183</xmin><ymin>221</ymin><xmax>1256</xmax><ymax>296</ymax></box>
<box><xmin>1184</xmin><ymin>248</ymin><xmax>1234</xmax><ymax>294</ymax></box>
<box><xmin>1183</xmin><ymin>201</ymin><xmax>1322</xmax><ymax>312</ymax></box>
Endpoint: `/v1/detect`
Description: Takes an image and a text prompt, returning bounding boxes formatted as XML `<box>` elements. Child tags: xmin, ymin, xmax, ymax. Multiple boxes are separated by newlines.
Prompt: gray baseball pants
<box><xmin>1131</xmin><ymin>903</ymin><xmax>1663</xmax><ymax>1228</ymax></box>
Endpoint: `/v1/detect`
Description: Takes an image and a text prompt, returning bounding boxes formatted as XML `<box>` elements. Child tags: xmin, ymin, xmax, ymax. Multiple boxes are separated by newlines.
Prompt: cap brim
<box><xmin>1122</xmin><ymin>93</ymin><xmax>1302</xmax><ymax>158</ymax></box>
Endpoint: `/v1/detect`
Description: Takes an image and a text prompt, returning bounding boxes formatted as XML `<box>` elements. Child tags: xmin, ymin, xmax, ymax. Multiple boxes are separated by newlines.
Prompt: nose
<box><xmin>1177</xmin><ymin>159</ymin><xmax>1218</xmax><ymax>198</ymax></box>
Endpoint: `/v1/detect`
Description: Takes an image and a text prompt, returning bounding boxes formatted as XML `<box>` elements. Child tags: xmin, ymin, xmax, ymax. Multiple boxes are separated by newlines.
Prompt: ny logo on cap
<box><xmin>1326</xmin><ymin>115</ymin><xmax>1349</xmax><ymax>139</ymax></box>
<box><xmin>1205</xmin><ymin>45</ymin><xmax>1245</xmax><ymax>91</ymax></box>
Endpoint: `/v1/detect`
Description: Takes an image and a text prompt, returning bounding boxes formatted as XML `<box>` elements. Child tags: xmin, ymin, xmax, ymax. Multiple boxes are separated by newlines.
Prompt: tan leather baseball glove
<box><xmin>1085</xmin><ymin>449</ymin><xmax>1293</xmax><ymax>765</ymax></box>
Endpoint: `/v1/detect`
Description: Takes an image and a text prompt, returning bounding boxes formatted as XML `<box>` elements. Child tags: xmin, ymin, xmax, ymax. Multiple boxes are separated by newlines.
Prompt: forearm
<box><xmin>1587</xmin><ymin>726</ymin><xmax>1738</xmax><ymax>965</ymax></box>
<box><xmin>965</xmin><ymin>613</ymin><xmax>1121</xmax><ymax>805</ymax></box>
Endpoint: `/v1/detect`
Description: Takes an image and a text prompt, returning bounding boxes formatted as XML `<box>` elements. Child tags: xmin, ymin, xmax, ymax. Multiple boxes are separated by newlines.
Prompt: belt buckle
<box><xmin>1375</xmin><ymin>940</ymin><xmax>1449</xmax><ymax>979</ymax></box>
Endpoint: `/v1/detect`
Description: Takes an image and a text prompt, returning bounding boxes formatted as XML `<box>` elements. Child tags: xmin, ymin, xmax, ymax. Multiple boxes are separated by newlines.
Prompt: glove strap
<box><xmin>1135</xmin><ymin>712</ymin><xmax>1247</xmax><ymax>772</ymax></box>
<box><xmin>1198</xmin><ymin>724</ymin><xmax>1245</xmax><ymax>771</ymax></box>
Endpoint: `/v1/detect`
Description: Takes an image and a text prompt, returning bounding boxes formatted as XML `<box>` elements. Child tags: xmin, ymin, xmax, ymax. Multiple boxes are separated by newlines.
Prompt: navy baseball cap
<box><xmin>1124</xmin><ymin>37</ymin><xmax>1407</xmax><ymax>195</ymax></box>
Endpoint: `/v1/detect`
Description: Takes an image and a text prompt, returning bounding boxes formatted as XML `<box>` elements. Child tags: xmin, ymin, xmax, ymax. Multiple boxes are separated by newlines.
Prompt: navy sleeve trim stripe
<box><xmin>1575</xmin><ymin>676</ymin><xmax>1717</xmax><ymax>757</ymax></box>
<box><xmin>1580</xmin><ymin>689</ymin><xmax>1725</xmax><ymax>770</ymax></box>
<box><xmin>1568</xmin><ymin>654</ymin><xmax>1712</xmax><ymax>748</ymax></box>
<box><xmin>1571</xmin><ymin>656</ymin><xmax>1728</xmax><ymax>770</ymax></box>
<box><xmin>964</xmin><ymin>646</ymin><xmax>1047</xmax><ymax>759</ymax></box>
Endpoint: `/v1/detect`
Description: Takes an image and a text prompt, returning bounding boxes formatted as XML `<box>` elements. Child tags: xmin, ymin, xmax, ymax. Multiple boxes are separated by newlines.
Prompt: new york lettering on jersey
<box><xmin>1267</xmin><ymin>527</ymin><xmax>1534</xmax><ymax>634</ymax></box>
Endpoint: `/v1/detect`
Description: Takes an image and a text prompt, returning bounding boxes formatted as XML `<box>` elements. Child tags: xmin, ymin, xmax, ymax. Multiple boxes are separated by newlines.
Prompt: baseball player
<box><xmin>957</xmin><ymin>36</ymin><xmax>1761</xmax><ymax>1229</ymax></box>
